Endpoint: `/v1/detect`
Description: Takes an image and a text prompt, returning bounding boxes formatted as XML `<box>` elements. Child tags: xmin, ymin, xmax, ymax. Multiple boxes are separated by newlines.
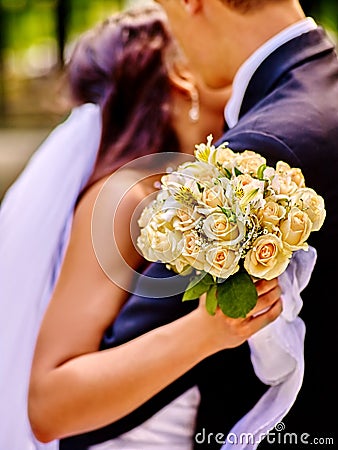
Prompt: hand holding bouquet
<box><xmin>137</xmin><ymin>136</ymin><xmax>326</xmax><ymax>318</ymax></box>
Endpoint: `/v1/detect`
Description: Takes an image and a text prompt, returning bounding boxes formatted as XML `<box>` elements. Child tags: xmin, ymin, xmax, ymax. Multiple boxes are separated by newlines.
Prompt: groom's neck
<box><xmin>220</xmin><ymin>0</ymin><xmax>306</xmax><ymax>80</ymax></box>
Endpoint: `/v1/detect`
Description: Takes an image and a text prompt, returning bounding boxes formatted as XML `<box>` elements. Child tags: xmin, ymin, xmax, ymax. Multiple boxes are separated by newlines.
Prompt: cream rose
<box><xmin>258</xmin><ymin>200</ymin><xmax>286</xmax><ymax>229</ymax></box>
<box><xmin>275</xmin><ymin>161</ymin><xmax>305</xmax><ymax>195</ymax></box>
<box><xmin>291</xmin><ymin>188</ymin><xmax>326</xmax><ymax>231</ymax></box>
<box><xmin>173</xmin><ymin>208</ymin><xmax>202</xmax><ymax>232</ymax></box>
<box><xmin>244</xmin><ymin>234</ymin><xmax>291</xmax><ymax>280</ymax></box>
<box><xmin>213</xmin><ymin>146</ymin><xmax>236</xmax><ymax>169</ymax></box>
<box><xmin>202</xmin><ymin>213</ymin><xmax>243</xmax><ymax>245</ymax></box>
<box><xmin>181</xmin><ymin>231</ymin><xmax>205</xmax><ymax>271</ymax></box>
<box><xmin>280</xmin><ymin>206</ymin><xmax>312</xmax><ymax>251</ymax></box>
<box><xmin>276</xmin><ymin>161</ymin><xmax>305</xmax><ymax>187</ymax></box>
<box><xmin>234</xmin><ymin>150</ymin><xmax>266</xmax><ymax>175</ymax></box>
<box><xmin>205</xmin><ymin>244</ymin><xmax>240</xmax><ymax>279</ymax></box>
<box><xmin>201</xmin><ymin>184</ymin><xmax>226</xmax><ymax>209</ymax></box>
<box><xmin>169</xmin><ymin>255</ymin><xmax>191</xmax><ymax>274</ymax></box>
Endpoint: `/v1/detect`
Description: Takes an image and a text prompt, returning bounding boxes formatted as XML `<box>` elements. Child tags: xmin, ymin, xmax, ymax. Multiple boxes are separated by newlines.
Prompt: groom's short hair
<box><xmin>221</xmin><ymin>0</ymin><xmax>290</xmax><ymax>13</ymax></box>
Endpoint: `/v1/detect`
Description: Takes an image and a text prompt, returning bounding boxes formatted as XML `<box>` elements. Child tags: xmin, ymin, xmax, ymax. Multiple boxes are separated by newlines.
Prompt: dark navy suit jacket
<box><xmin>60</xmin><ymin>27</ymin><xmax>338</xmax><ymax>449</ymax></box>
<box><xmin>223</xmin><ymin>27</ymin><xmax>338</xmax><ymax>443</ymax></box>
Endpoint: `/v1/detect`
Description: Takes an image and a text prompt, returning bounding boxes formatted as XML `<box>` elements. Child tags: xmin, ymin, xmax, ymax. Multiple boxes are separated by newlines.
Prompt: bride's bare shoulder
<box><xmin>74</xmin><ymin>168</ymin><xmax>156</xmax><ymax>271</ymax></box>
<box><xmin>76</xmin><ymin>169</ymin><xmax>150</xmax><ymax>219</ymax></box>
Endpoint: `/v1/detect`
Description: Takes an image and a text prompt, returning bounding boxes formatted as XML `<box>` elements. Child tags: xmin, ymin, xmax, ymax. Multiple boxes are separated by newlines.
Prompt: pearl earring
<box><xmin>189</xmin><ymin>88</ymin><xmax>200</xmax><ymax>123</ymax></box>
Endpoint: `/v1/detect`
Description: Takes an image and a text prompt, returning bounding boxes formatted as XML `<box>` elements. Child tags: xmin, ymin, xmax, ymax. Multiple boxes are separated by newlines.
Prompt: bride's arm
<box><xmin>28</xmin><ymin>175</ymin><xmax>282</xmax><ymax>444</ymax></box>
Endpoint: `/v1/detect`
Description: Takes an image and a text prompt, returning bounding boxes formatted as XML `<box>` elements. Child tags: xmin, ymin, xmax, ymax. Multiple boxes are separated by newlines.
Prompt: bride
<box><xmin>1</xmin><ymin>4</ymin><xmax>308</xmax><ymax>450</ymax></box>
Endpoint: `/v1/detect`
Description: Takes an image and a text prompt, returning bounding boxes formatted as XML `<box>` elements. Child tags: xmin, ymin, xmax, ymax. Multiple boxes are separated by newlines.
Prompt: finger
<box><xmin>254</xmin><ymin>278</ymin><xmax>279</xmax><ymax>297</ymax></box>
<box><xmin>249</xmin><ymin>283</ymin><xmax>282</xmax><ymax>317</ymax></box>
<box><xmin>199</xmin><ymin>292</ymin><xmax>207</xmax><ymax>307</ymax></box>
<box><xmin>247</xmin><ymin>298</ymin><xmax>283</xmax><ymax>333</ymax></box>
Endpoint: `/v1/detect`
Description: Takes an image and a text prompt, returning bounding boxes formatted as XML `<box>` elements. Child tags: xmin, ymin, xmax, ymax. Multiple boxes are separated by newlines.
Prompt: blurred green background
<box><xmin>0</xmin><ymin>0</ymin><xmax>337</xmax><ymax>200</ymax></box>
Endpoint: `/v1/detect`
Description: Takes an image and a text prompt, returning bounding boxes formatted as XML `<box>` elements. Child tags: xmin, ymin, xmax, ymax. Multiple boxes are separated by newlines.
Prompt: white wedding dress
<box><xmin>0</xmin><ymin>103</ymin><xmax>317</xmax><ymax>450</ymax></box>
<box><xmin>89</xmin><ymin>387</ymin><xmax>201</xmax><ymax>450</ymax></box>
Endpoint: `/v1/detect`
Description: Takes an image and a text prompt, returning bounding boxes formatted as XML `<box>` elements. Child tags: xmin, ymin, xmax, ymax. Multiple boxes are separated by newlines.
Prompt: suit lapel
<box><xmin>239</xmin><ymin>27</ymin><xmax>335</xmax><ymax>119</ymax></box>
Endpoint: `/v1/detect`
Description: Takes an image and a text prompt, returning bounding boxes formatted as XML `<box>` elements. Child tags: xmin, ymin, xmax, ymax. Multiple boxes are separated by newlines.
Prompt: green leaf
<box><xmin>218</xmin><ymin>205</ymin><xmax>232</xmax><ymax>217</ymax></box>
<box><xmin>234</xmin><ymin>167</ymin><xmax>243</xmax><ymax>177</ymax></box>
<box><xmin>222</xmin><ymin>167</ymin><xmax>232</xmax><ymax>179</ymax></box>
<box><xmin>206</xmin><ymin>284</ymin><xmax>218</xmax><ymax>315</ymax></box>
<box><xmin>257</xmin><ymin>164</ymin><xmax>267</xmax><ymax>180</ymax></box>
<box><xmin>217</xmin><ymin>270</ymin><xmax>257</xmax><ymax>318</ymax></box>
<box><xmin>183</xmin><ymin>272</ymin><xmax>214</xmax><ymax>301</ymax></box>
<box><xmin>197</xmin><ymin>182</ymin><xmax>205</xmax><ymax>193</ymax></box>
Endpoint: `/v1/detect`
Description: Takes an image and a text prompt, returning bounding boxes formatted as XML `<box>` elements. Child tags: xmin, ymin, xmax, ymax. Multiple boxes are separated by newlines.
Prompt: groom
<box><xmin>155</xmin><ymin>0</ymin><xmax>338</xmax><ymax>444</ymax></box>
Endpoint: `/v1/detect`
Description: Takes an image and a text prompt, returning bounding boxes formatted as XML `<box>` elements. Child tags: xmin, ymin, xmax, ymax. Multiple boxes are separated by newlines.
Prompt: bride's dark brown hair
<box><xmin>65</xmin><ymin>4</ymin><xmax>180</xmax><ymax>193</ymax></box>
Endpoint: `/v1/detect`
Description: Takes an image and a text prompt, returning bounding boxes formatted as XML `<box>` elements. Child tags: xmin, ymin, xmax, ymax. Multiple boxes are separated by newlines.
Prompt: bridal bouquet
<box><xmin>137</xmin><ymin>136</ymin><xmax>326</xmax><ymax>318</ymax></box>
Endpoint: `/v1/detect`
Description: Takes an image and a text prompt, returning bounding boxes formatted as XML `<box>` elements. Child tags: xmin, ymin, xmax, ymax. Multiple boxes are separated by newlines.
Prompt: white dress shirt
<box><xmin>225</xmin><ymin>17</ymin><xmax>317</xmax><ymax>128</ymax></box>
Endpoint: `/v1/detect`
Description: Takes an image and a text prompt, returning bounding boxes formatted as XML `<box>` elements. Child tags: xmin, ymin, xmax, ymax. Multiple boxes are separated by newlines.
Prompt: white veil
<box><xmin>0</xmin><ymin>103</ymin><xmax>101</xmax><ymax>450</ymax></box>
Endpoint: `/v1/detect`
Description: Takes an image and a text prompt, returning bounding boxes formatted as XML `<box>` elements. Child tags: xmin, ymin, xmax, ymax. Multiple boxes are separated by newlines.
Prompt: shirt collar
<box><xmin>225</xmin><ymin>17</ymin><xmax>318</xmax><ymax>128</ymax></box>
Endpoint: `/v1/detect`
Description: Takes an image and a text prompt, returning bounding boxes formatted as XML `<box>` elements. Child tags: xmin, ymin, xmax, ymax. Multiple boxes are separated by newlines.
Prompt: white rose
<box><xmin>234</xmin><ymin>150</ymin><xmax>266</xmax><ymax>175</ymax></box>
<box><xmin>137</xmin><ymin>224</ymin><xmax>183</xmax><ymax>263</ymax></box>
<box><xmin>202</xmin><ymin>212</ymin><xmax>244</xmax><ymax>246</ymax></box>
<box><xmin>137</xmin><ymin>203</ymin><xmax>155</xmax><ymax>228</ymax></box>
<box><xmin>205</xmin><ymin>243</ymin><xmax>240</xmax><ymax>279</ymax></box>
<box><xmin>179</xmin><ymin>160</ymin><xmax>219</xmax><ymax>186</ymax></box>
<box><xmin>149</xmin><ymin>211</ymin><xmax>171</xmax><ymax>230</ymax></box>
<box><xmin>137</xmin><ymin>227</ymin><xmax>158</xmax><ymax>262</ymax></box>
<box><xmin>290</xmin><ymin>168</ymin><xmax>305</xmax><ymax>188</ymax></box>
<box><xmin>280</xmin><ymin>206</ymin><xmax>312</xmax><ymax>251</ymax></box>
<box><xmin>278</xmin><ymin>176</ymin><xmax>298</xmax><ymax>196</ymax></box>
<box><xmin>137</xmin><ymin>189</ymin><xmax>170</xmax><ymax>228</ymax></box>
<box><xmin>244</xmin><ymin>234</ymin><xmax>292</xmax><ymax>280</ymax></box>
<box><xmin>291</xmin><ymin>188</ymin><xmax>326</xmax><ymax>231</ymax></box>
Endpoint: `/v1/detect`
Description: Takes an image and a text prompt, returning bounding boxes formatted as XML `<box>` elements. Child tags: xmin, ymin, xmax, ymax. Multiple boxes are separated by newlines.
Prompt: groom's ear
<box><xmin>180</xmin><ymin>0</ymin><xmax>202</xmax><ymax>14</ymax></box>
